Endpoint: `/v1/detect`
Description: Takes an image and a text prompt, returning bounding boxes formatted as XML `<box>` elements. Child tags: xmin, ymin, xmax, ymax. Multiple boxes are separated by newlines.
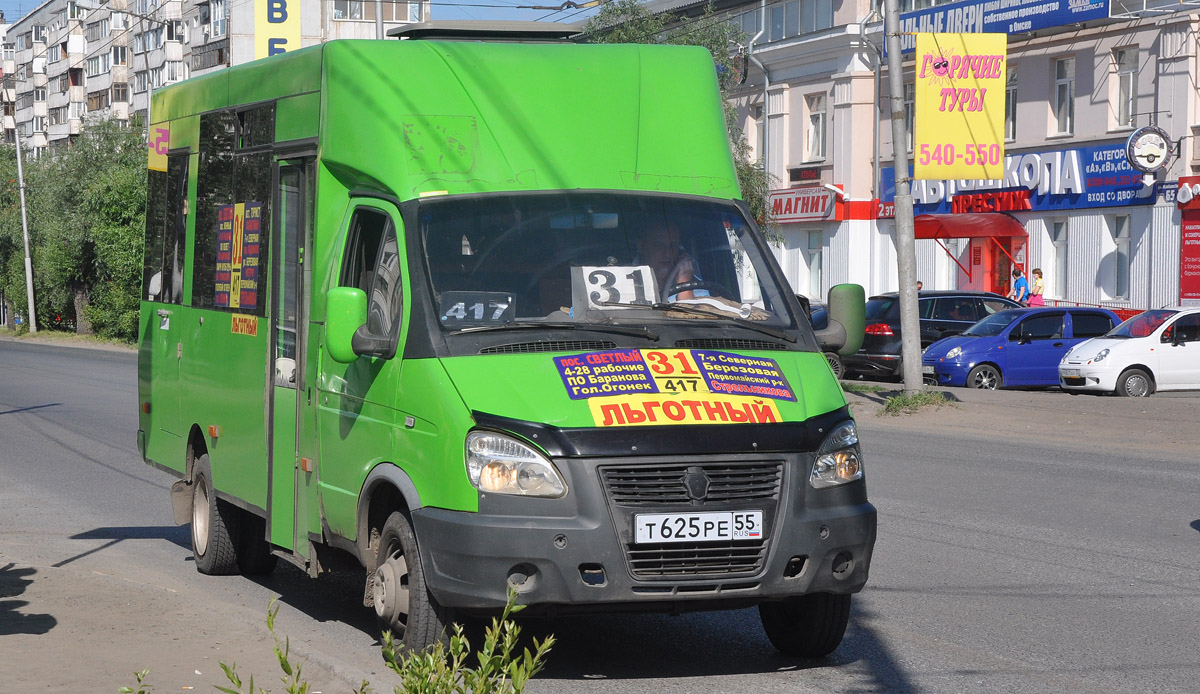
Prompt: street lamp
<box><xmin>4</xmin><ymin>73</ymin><xmax>37</xmax><ymax>333</ymax></box>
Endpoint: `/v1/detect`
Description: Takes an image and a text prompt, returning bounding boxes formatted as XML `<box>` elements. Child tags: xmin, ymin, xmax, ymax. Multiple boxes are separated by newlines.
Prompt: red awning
<box><xmin>914</xmin><ymin>213</ymin><xmax>1028</xmax><ymax>240</ymax></box>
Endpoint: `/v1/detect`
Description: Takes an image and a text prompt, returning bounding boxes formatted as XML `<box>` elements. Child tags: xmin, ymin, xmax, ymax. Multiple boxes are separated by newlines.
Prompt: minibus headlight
<box><xmin>810</xmin><ymin>421</ymin><xmax>864</xmax><ymax>489</ymax></box>
<box><xmin>465</xmin><ymin>432</ymin><xmax>566</xmax><ymax>498</ymax></box>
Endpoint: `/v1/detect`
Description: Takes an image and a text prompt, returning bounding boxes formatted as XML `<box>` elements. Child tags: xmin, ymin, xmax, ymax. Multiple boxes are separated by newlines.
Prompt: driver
<box><xmin>634</xmin><ymin>221</ymin><xmax>708</xmax><ymax>302</ymax></box>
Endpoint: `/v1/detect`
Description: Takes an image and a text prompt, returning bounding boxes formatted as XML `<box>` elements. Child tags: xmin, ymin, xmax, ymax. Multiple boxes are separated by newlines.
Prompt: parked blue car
<box><xmin>922</xmin><ymin>307</ymin><xmax>1121</xmax><ymax>389</ymax></box>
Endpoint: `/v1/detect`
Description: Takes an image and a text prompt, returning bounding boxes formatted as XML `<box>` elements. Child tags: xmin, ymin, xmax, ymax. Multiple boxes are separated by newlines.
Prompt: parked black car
<box><xmin>843</xmin><ymin>290</ymin><xmax>1020</xmax><ymax>379</ymax></box>
<box><xmin>796</xmin><ymin>295</ymin><xmax>845</xmax><ymax>379</ymax></box>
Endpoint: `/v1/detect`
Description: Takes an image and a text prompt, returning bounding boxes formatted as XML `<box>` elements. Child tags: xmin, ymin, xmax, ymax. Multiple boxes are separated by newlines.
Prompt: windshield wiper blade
<box><xmin>597</xmin><ymin>301</ymin><xmax>797</xmax><ymax>343</ymax></box>
<box><xmin>452</xmin><ymin>320</ymin><xmax>659</xmax><ymax>341</ymax></box>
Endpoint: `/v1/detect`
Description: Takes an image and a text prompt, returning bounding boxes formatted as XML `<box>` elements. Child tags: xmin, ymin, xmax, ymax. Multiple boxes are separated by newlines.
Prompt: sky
<box><xmin>0</xmin><ymin>0</ymin><xmax>603</xmax><ymax>27</ymax></box>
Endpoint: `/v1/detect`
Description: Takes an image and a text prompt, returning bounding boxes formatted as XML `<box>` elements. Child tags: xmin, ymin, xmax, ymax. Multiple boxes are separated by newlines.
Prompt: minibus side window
<box><xmin>143</xmin><ymin>152</ymin><xmax>188</xmax><ymax>303</ymax></box>
<box><xmin>340</xmin><ymin>208</ymin><xmax>403</xmax><ymax>339</ymax></box>
<box><xmin>193</xmin><ymin>108</ymin><xmax>272</xmax><ymax>315</ymax></box>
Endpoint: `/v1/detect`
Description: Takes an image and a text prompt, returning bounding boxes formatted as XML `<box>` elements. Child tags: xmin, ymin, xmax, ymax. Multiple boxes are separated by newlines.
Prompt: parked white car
<box><xmin>1059</xmin><ymin>308</ymin><xmax>1200</xmax><ymax>397</ymax></box>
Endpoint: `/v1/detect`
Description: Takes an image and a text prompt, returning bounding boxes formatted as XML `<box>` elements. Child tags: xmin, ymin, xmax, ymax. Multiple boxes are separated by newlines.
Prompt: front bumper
<box><xmin>413</xmin><ymin>451</ymin><xmax>876</xmax><ymax>614</ymax></box>
<box><xmin>1059</xmin><ymin>363</ymin><xmax>1118</xmax><ymax>392</ymax></box>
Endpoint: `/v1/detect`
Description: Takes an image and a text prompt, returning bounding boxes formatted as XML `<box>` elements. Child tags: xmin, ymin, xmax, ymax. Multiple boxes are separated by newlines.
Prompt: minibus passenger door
<box><xmin>268</xmin><ymin>159</ymin><xmax>312</xmax><ymax>552</ymax></box>
<box><xmin>144</xmin><ymin>152</ymin><xmax>189</xmax><ymax>437</ymax></box>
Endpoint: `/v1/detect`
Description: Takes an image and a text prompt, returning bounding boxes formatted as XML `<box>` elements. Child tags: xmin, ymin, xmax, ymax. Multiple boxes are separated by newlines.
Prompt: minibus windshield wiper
<box><xmin>597</xmin><ymin>301</ymin><xmax>797</xmax><ymax>343</ymax></box>
<box><xmin>452</xmin><ymin>320</ymin><xmax>659</xmax><ymax>341</ymax></box>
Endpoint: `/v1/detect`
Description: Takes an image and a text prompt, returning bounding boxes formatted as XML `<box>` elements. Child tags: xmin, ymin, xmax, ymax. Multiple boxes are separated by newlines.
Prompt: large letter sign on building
<box><xmin>256</xmin><ymin>0</ymin><xmax>301</xmax><ymax>59</ymax></box>
<box><xmin>914</xmin><ymin>33</ymin><xmax>1007</xmax><ymax>180</ymax></box>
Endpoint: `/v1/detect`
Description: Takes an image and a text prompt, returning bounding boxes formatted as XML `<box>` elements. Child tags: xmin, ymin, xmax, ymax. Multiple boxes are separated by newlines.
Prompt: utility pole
<box><xmin>883</xmin><ymin>0</ymin><xmax>920</xmax><ymax>392</ymax></box>
<box><xmin>7</xmin><ymin>74</ymin><xmax>37</xmax><ymax>333</ymax></box>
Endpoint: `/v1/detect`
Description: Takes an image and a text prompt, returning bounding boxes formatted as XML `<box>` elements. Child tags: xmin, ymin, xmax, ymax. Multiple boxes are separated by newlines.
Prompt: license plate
<box><xmin>634</xmin><ymin>511</ymin><xmax>763</xmax><ymax>544</ymax></box>
<box><xmin>922</xmin><ymin>365</ymin><xmax>935</xmax><ymax>375</ymax></box>
<box><xmin>1062</xmin><ymin>368</ymin><xmax>1080</xmax><ymax>377</ymax></box>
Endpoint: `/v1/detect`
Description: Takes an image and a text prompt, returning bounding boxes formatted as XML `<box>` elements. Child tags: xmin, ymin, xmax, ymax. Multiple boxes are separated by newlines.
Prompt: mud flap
<box><xmin>170</xmin><ymin>479</ymin><xmax>193</xmax><ymax>525</ymax></box>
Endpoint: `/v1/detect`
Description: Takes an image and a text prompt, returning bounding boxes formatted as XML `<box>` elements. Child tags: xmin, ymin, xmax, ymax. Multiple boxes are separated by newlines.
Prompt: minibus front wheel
<box><xmin>191</xmin><ymin>454</ymin><xmax>239</xmax><ymax>575</ymax></box>
<box><xmin>758</xmin><ymin>592</ymin><xmax>852</xmax><ymax>658</ymax></box>
<box><xmin>372</xmin><ymin>511</ymin><xmax>448</xmax><ymax>651</ymax></box>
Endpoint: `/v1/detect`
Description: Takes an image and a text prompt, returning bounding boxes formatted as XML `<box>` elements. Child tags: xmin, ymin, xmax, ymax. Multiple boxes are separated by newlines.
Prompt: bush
<box><xmin>126</xmin><ymin>592</ymin><xmax>553</xmax><ymax>694</ymax></box>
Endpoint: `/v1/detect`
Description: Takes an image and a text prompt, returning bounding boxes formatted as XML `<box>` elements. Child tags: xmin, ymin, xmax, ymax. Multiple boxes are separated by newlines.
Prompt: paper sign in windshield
<box><xmin>554</xmin><ymin>349</ymin><xmax>794</xmax><ymax>402</ymax></box>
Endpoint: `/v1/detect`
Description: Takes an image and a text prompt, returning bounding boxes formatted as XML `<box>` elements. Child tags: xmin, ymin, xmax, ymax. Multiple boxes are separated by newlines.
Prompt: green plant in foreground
<box><xmin>381</xmin><ymin>594</ymin><xmax>554</xmax><ymax>694</ymax></box>
<box><xmin>118</xmin><ymin>669</ymin><xmax>151</xmax><ymax>694</ymax></box>
<box><xmin>125</xmin><ymin>591</ymin><xmax>551</xmax><ymax>694</ymax></box>
<box><xmin>881</xmin><ymin>390</ymin><xmax>950</xmax><ymax>416</ymax></box>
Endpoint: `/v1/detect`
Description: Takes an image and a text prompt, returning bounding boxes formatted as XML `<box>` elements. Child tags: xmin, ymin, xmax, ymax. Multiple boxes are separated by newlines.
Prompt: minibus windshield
<box><xmin>420</xmin><ymin>193</ymin><xmax>798</xmax><ymax>335</ymax></box>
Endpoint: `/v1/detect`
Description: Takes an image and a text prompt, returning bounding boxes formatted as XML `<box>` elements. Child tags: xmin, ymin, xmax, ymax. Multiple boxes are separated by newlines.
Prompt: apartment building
<box><xmin>653</xmin><ymin>0</ymin><xmax>1199</xmax><ymax>310</ymax></box>
<box><xmin>3</xmin><ymin>0</ymin><xmax>429</xmax><ymax>150</ymax></box>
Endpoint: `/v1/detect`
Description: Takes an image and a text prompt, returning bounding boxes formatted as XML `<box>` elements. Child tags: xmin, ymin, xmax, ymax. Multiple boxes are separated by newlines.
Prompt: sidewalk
<box><xmin>844</xmin><ymin>383</ymin><xmax>1197</xmax><ymax>462</ymax></box>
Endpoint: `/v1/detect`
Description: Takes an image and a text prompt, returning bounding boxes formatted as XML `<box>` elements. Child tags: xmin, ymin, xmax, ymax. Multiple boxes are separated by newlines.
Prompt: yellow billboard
<box><xmin>914</xmin><ymin>33</ymin><xmax>1007</xmax><ymax>180</ymax></box>
<box><xmin>255</xmin><ymin>0</ymin><xmax>301</xmax><ymax>59</ymax></box>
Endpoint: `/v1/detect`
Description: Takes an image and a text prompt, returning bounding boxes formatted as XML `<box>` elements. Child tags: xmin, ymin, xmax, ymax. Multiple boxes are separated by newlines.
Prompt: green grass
<box><xmin>841</xmin><ymin>382</ymin><xmax>888</xmax><ymax>394</ymax></box>
<box><xmin>880</xmin><ymin>390</ymin><xmax>951</xmax><ymax>416</ymax></box>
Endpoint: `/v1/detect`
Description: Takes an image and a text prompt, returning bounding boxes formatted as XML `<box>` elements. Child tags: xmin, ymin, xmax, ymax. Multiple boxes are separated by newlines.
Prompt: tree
<box><xmin>583</xmin><ymin>0</ymin><xmax>777</xmax><ymax>239</ymax></box>
<box><xmin>0</xmin><ymin>117</ymin><xmax>147</xmax><ymax>339</ymax></box>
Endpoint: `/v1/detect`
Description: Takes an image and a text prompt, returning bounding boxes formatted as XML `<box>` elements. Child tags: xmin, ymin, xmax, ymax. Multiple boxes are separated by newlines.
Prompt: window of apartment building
<box><xmin>806</xmin><ymin>230</ymin><xmax>823</xmax><ymax>297</ymax></box>
<box><xmin>903</xmin><ymin>82</ymin><xmax>915</xmax><ymax>152</ymax></box>
<box><xmin>1114</xmin><ymin>47</ymin><xmax>1137</xmax><ymax>129</ymax></box>
<box><xmin>16</xmin><ymin>93</ymin><xmax>33</xmax><ymax>110</ymax></box>
<box><xmin>112</xmin><ymin>83</ymin><xmax>129</xmax><ymax>102</ymax></box>
<box><xmin>753</xmin><ymin>105</ymin><xmax>765</xmax><ymax>168</ymax></box>
<box><xmin>86</xmin><ymin>53</ymin><xmax>112</xmax><ymax>77</ymax></box>
<box><xmin>49</xmin><ymin>106</ymin><xmax>68</xmax><ymax>125</ymax></box>
<box><xmin>70</xmin><ymin>102</ymin><xmax>86</xmax><ymax>120</ymax></box>
<box><xmin>111</xmin><ymin>12</ymin><xmax>128</xmax><ymax>30</ymax></box>
<box><xmin>805</xmin><ymin>93</ymin><xmax>826</xmax><ymax>161</ymax></box>
<box><xmin>1050</xmin><ymin>219</ymin><xmax>1068</xmax><ymax>299</ymax></box>
<box><xmin>166</xmin><ymin>61</ymin><xmax>185</xmax><ymax>82</ymax></box>
<box><xmin>1108</xmin><ymin>215</ymin><xmax>1131</xmax><ymax>299</ymax></box>
<box><xmin>212</xmin><ymin>0</ymin><xmax>228</xmax><ymax>37</ymax></box>
<box><xmin>48</xmin><ymin>44</ymin><xmax>63</xmax><ymax>62</ymax></box>
<box><xmin>67</xmin><ymin>2</ymin><xmax>87</xmax><ymax>20</ymax></box>
<box><xmin>86</xmin><ymin>19</ymin><xmax>109</xmax><ymax>41</ymax></box>
<box><xmin>88</xmin><ymin>90</ymin><xmax>111</xmax><ymax>111</ymax></box>
<box><xmin>767</xmin><ymin>88</ymin><xmax>787</xmax><ymax>182</ymax></box>
<box><xmin>3</xmin><ymin>44</ymin><xmax>13</xmax><ymax>61</ymax></box>
<box><xmin>1054</xmin><ymin>57</ymin><xmax>1074</xmax><ymax>135</ymax></box>
<box><xmin>900</xmin><ymin>0</ymin><xmax>935</xmax><ymax>10</ymax></box>
<box><xmin>34</xmin><ymin>88</ymin><xmax>46</xmax><ymax>102</ymax></box>
<box><xmin>409</xmin><ymin>1</ymin><xmax>423</xmax><ymax>21</ymax></box>
<box><xmin>335</xmin><ymin>0</ymin><xmax>365</xmax><ymax>19</ymax></box>
<box><xmin>150</xmin><ymin>66</ymin><xmax>164</xmax><ymax>88</ymax></box>
<box><xmin>167</xmin><ymin>20</ymin><xmax>185</xmax><ymax>41</ymax></box>
<box><xmin>135</xmin><ymin>71</ymin><xmax>148</xmax><ymax>92</ymax></box>
<box><xmin>1005</xmin><ymin>66</ymin><xmax>1017</xmax><ymax>141</ymax></box>
<box><xmin>33</xmin><ymin>116</ymin><xmax>46</xmax><ymax>132</ymax></box>
<box><xmin>16</xmin><ymin>65</ymin><xmax>27</xmax><ymax>81</ymax></box>
<box><xmin>69</xmin><ymin>67</ymin><xmax>84</xmax><ymax>87</ymax></box>
<box><xmin>113</xmin><ymin>46</ymin><xmax>127</xmax><ymax>65</ymax></box>
<box><xmin>769</xmin><ymin>2</ymin><xmax>785</xmax><ymax>41</ymax></box>
<box><xmin>59</xmin><ymin>75</ymin><xmax>69</xmax><ymax>92</ymax></box>
<box><xmin>33</xmin><ymin>25</ymin><xmax>47</xmax><ymax>42</ymax></box>
<box><xmin>737</xmin><ymin>8</ymin><xmax>762</xmax><ymax>37</ymax></box>
<box><xmin>16</xmin><ymin>33</ymin><xmax>29</xmax><ymax>51</ymax></box>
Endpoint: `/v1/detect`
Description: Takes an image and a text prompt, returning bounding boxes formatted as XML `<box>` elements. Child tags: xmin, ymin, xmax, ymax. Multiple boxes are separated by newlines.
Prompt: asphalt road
<box><xmin>2</xmin><ymin>338</ymin><xmax>1198</xmax><ymax>693</ymax></box>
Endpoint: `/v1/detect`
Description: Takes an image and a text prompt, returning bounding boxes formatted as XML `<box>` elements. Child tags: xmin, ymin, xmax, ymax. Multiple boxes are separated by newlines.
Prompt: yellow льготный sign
<box><xmin>255</xmin><ymin>0</ymin><xmax>301</xmax><ymax>59</ymax></box>
<box><xmin>914</xmin><ymin>33</ymin><xmax>1007</xmax><ymax>180</ymax></box>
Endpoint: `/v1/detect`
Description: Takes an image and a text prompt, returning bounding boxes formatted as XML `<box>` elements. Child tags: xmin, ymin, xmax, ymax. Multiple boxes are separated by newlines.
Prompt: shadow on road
<box><xmin>1191</xmin><ymin>519</ymin><xmax>1200</xmax><ymax>534</ymax></box>
<box><xmin>58</xmin><ymin>525</ymin><xmax>191</xmax><ymax>567</ymax></box>
<box><xmin>0</xmin><ymin>402</ymin><xmax>61</xmax><ymax>416</ymax></box>
<box><xmin>249</xmin><ymin>562</ymin><xmax>380</xmax><ymax>638</ymax></box>
<box><xmin>529</xmin><ymin>600</ymin><xmax>919</xmax><ymax>691</ymax></box>
<box><xmin>0</xmin><ymin>563</ymin><xmax>58</xmax><ymax>636</ymax></box>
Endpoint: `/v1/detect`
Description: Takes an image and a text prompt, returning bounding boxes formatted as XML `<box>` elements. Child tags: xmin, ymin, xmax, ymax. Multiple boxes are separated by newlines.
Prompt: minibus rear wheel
<box><xmin>191</xmin><ymin>454</ymin><xmax>240</xmax><ymax>575</ymax></box>
<box><xmin>758</xmin><ymin>592</ymin><xmax>851</xmax><ymax>658</ymax></box>
<box><xmin>373</xmin><ymin>511</ymin><xmax>448</xmax><ymax>651</ymax></box>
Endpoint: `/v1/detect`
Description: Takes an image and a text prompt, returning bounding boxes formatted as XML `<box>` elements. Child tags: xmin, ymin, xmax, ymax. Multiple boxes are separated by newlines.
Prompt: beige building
<box><xmin>653</xmin><ymin>0</ymin><xmax>1200</xmax><ymax>310</ymax></box>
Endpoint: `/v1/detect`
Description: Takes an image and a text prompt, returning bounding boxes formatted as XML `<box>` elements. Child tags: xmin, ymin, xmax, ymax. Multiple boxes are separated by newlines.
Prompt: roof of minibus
<box><xmin>150</xmin><ymin>40</ymin><xmax>740</xmax><ymax>202</ymax></box>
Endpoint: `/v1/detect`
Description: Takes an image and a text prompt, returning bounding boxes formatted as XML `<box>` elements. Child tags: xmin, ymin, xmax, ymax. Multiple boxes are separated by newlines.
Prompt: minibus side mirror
<box><xmin>814</xmin><ymin>283</ymin><xmax>866</xmax><ymax>357</ymax></box>
<box><xmin>326</xmin><ymin>287</ymin><xmax>367</xmax><ymax>363</ymax></box>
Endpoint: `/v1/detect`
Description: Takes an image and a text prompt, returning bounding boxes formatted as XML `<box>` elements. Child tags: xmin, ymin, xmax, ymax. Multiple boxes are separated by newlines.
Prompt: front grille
<box><xmin>626</xmin><ymin>540</ymin><xmax>767</xmax><ymax>578</ymax></box>
<box><xmin>674</xmin><ymin>338</ymin><xmax>788</xmax><ymax>351</ymax></box>
<box><xmin>479</xmin><ymin>340</ymin><xmax>617</xmax><ymax>354</ymax></box>
<box><xmin>601</xmin><ymin>461</ymin><xmax>783</xmax><ymax>506</ymax></box>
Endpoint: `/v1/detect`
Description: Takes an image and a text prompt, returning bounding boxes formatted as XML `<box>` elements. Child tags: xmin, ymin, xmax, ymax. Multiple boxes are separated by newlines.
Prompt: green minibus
<box><xmin>137</xmin><ymin>28</ymin><xmax>875</xmax><ymax>657</ymax></box>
